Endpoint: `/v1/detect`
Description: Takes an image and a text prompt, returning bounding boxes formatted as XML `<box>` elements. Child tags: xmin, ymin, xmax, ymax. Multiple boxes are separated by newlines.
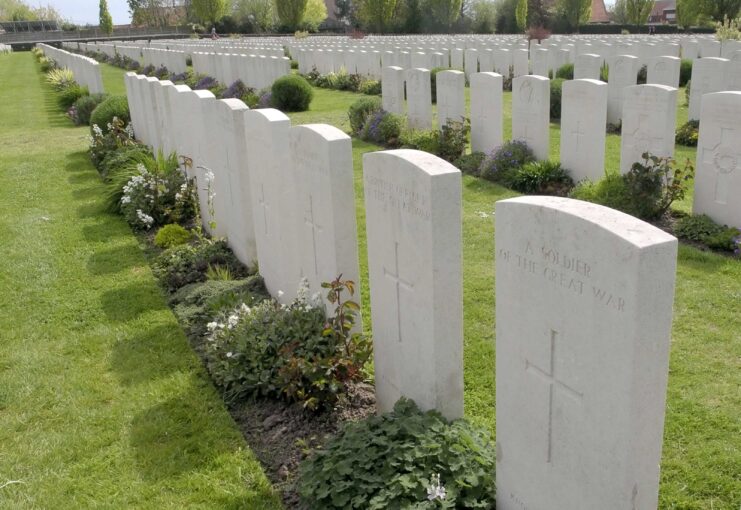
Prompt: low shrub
<box><xmin>675</xmin><ymin>120</ymin><xmax>699</xmax><ymax>147</ymax></box>
<box><xmin>99</xmin><ymin>141</ymin><xmax>150</xmax><ymax>180</ymax></box>
<box><xmin>169</xmin><ymin>276</ymin><xmax>270</xmax><ymax>339</ymax></box>
<box><xmin>438</xmin><ymin>118</ymin><xmax>470</xmax><ymax>163</ymax></box>
<box><xmin>90</xmin><ymin>95</ymin><xmax>130</xmax><ymax>135</ymax></box>
<box><xmin>194</xmin><ymin>75</ymin><xmax>219</xmax><ymax>91</ymax></box>
<box><xmin>679</xmin><ymin>59</ymin><xmax>692</xmax><ymax>87</ymax></box>
<box><xmin>479</xmin><ymin>140</ymin><xmax>536</xmax><ymax>182</ymax></box>
<box><xmin>675</xmin><ymin>214</ymin><xmax>741</xmax><ymax>253</ymax></box>
<box><xmin>360</xmin><ymin>110</ymin><xmax>403</xmax><ymax>146</ymax></box>
<box><xmin>73</xmin><ymin>93</ymin><xmax>109</xmax><ymax>126</ymax></box>
<box><xmin>119</xmin><ymin>150</ymin><xmax>198</xmax><ymax>230</ymax></box>
<box><xmin>256</xmin><ymin>90</ymin><xmax>272</xmax><ymax>108</ymax></box>
<box><xmin>271</xmin><ymin>74</ymin><xmax>313</xmax><ymax>112</ymax></box>
<box><xmin>153</xmin><ymin>66</ymin><xmax>169</xmax><ymax>80</ymax></box>
<box><xmin>637</xmin><ymin>65</ymin><xmax>647</xmax><ymax>85</ymax></box>
<box><xmin>555</xmin><ymin>62</ymin><xmax>574</xmax><ymax>80</ymax></box>
<box><xmin>89</xmin><ymin>116</ymin><xmax>137</xmax><ymax>170</ymax></box>
<box><xmin>154</xmin><ymin>224</ymin><xmax>192</xmax><ymax>249</ymax></box>
<box><xmin>205</xmin><ymin>276</ymin><xmax>371</xmax><ymax>410</ymax></box>
<box><xmin>39</xmin><ymin>56</ymin><xmax>56</xmax><ymax>73</ymax></box>
<box><xmin>359</xmin><ymin>79</ymin><xmax>382</xmax><ymax>95</ymax></box>
<box><xmin>400</xmin><ymin>127</ymin><xmax>440</xmax><ymax>155</ymax></box>
<box><xmin>550</xmin><ymin>78</ymin><xmax>564</xmax><ymax>120</ymax></box>
<box><xmin>57</xmin><ymin>84</ymin><xmax>88</xmax><ymax>110</ymax></box>
<box><xmin>454</xmin><ymin>151</ymin><xmax>486</xmax><ymax>176</ymax></box>
<box><xmin>141</xmin><ymin>64</ymin><xmax>155</xmax><ymax>76</ymax></box>
<box><xmin>571</xmin><ymin>153</ymin><xmax>694</xmax><ymax>220</ymax></box>
<box><xmin>46</xmin><ymin>68</ymin><xmax>76</xmax><ymax>91</ymax></box>
<box><xmin>220</xmin><ymin>79</ymin><xmax>252</xmax><ymax>100</ymax></box>
<box><xmin>505</xmin><ymin>160</ymin><xmax>574</xmax><ymax>195</ymax></box>
<box><xmin>153</xmin><ymin>238</ymin><xmax>250</xmax><ymax>293</ymax></box>
<box><xmin>348</xmin><ymin>96</ymin><xmax>382</xmax><ymax>134</ymax></box>
<box><xmin>298</xmin><ymin>398</ymin><xmax>497</xmax><ymax>509</ymax></box>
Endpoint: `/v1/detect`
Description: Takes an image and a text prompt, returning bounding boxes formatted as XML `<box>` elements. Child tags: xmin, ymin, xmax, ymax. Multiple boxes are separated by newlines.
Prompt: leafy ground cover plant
<box><xmin>46</xmin><ymin>68</ymin><xmax>76</xmax><ymax>91</ymax></box>
<box><xmin>674</xmin><ymin>214</ymin><xmax>741</xmax><ymax>254</ymax></box>
<box><xmin>73</xmin><ymin>93</ymin><xmax>109</xmax><ymax>126</ymax></box>
<box><xmin>359</xmin><ymin>109</ymin><xmax>403</xmax><ymax>147</ymax></box>
<box><xmin>154</xmin><ymin>223</ymin><xmax>192</xmax><ymax>249</ymax></box>
<box><xmin>271</xmin><ymin>74</ymin><xmax>313</xmax><ymax>112</ymax></box>
<box><xmin>505</xmin><ymin>160</ymin><xmax>574</xmax><ymax>195</ymax></box>
<box><xmin>89</xmin><ymin>116</ymin><xmax>137</xmax><ymax>170</ymax></box>
<box><xmin>90</xmin><ymin>95</ymin><xmax>130</xmax><ymax>134</ymax></box>
<box><xmin>205</xmin><ymin>276</ymin><xmax>370</xmax><ymax>411</ymax></box>
<box><xmin>152</xmin><ymin>237</ymin><xmax>250</xmax><ymax>292</ymax></box>
<box><xmin>348</xmin><ymin>96</ymin><xmax>382</xmax><ymax>134</ymax></box>
<box><xmin>479</xmin><ymin>139</ymin><xmax>536</xmax><ymax>182</ymax></box>
<box><xmin>298</xmin><ymin>398</ymin><xmax>497</xmax><ymax>509</ymax></box>
<box><xmin>675</xmin><ymin>120</ymin><xmax>699</xmax><ymax>147</ymax></box>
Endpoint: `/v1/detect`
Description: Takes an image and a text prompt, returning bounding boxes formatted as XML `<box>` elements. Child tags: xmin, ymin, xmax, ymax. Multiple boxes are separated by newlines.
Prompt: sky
<box><xmin>36</xmin><ymin>0</ymin><xmax>131</xmax><ymax>26</ymax></box>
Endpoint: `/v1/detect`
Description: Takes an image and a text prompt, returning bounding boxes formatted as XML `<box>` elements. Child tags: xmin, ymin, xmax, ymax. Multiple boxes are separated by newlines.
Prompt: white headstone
<box><xmin>560</xmin><ymin>79</ymin><xmax>608</xmax><ymax>182</ymax></box>
<box><xmin>382</xmin><ymin>66</ymin><xmax>405</xmax><ymax>115</ymax></box>
<box><xmin>436</xmin><ymin>70</ymin><xmax>465</xmax><ymax>129</ymax></box>
<box><xmin>693</xmin><ymin>91</ymin><xmax>741</xmax><ymax>228</ymax></box>
<box><xmin>470</xmin><ymin>72</ymin><xmax>503</xmax><ymax>154</ymax></box>
<box><xmin>406</xmin><ymin>68</ymin><xmax>432</xmax><ymax>130</ymax></box>
<box><xmin>688</xmin><ymin>57</ymin><xmax>729</xmax><ymax>121</ymax></box>
<box><xmin>512</xmin><ymin>75</ymin><xmax>550</xmax><ymax>161</ymax></box>
<box><xmin>364</xmin><ymin>149</ymin><xmax>462</xmax><ymax>420</ymax></box>
<box><xmin>495</xmin><ymin>196</ymin><xmax>678</xmax><ymax>510</ymax></box>
<box><xmin>647</xmin><ymin>55</ymin><xmax>681</xmax><ymax>88</ymax></box>
<box><xmin>289</xmin><ymin>124</ymin><xmax>362</xmax><ymax>303</ymax></box>
<box><xmin>574</xmin><ymin>53</ymin><xmax>602</xmax><ymax>80</ymax></box>
<box><xmin>620</xmin><ymin>84</ymin><xmax>678</xmax><ymax>174</ymax></box>
<box><xmin>607</xmin><ymin>55</ymin><xmax>638</xmax><ymax>125</ymax></box>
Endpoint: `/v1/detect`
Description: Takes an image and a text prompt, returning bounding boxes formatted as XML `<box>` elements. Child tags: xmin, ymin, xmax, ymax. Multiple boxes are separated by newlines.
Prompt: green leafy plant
<box><xmin>154</xmin><ymin>224</ymin><xmax>192</xmax><ymax>249</ymax></box>
<box><xmin>555</xmin><ymin>62</ymin><xmax>574</xmax><ymax>79</ymax></box>
<box><xmin>505</xmin><ymin>160</ymin><xmax>574</xmax><ymax>195</ymax></box>
<box><xmin>675</xmin><ymin>214</ymin><xmax>741</xmax><ymax>252</ymax></box>
<box><xmin>430</xmin><ymin>67</ymin><xmax>452</xmax><ymax>103</ymax></box>
<box><xmin>89</xmin><ymin>116</ymin><xmax>137</xmax><ymax>170</ymax></box>
<box><xmin>348</xmin><ymin>96</ymin><xmax>382</xmax><ymax>134</ymax></box>
<box><xmin>359</xmin><ymin>79</ymin><xmax>382</xmax><ymax>95</ymax></box>
<box><xmin>90</xmin><ymin>95</ymin><xmax>130</xmax><ymax>135</ymax></box>
<box><xmin>153</xmin><ymin>237</ymin><xmax>250</xmax><ymax>293</ymax></box>
<box><xmin>360</xmin><ymin>110</ymin><xmax>403</xmax><ymax>147</ymax></box>
<box><xmin>454</xmin><ymin>151</ymin><xmax>486</xmax><ymax>176</ymax></box>
<box><xmin>119</xmin><ymin>150</ymin><xmax>199</xmax><ymax>231</ymax></box>
<box><xmin>400</xmin><ymin>127</ymin><xmax>440</xmax><ymax>155</ymax></box>
<box><xmin>675</xmin><ymin>120</ymin><xmax>700</xmax><ymax>147</ymax></box>
<box><xmin>46</xmin><ymin>68</ymin><xmax>76</xmax><ymax>91</ymax></box>
<box><xmin>57</xmin><ymin>84</ymin><xmax>88</xmax><ymax>110</ymax></box>
<box><xmin>39</xmin><ymin>56</ymin><xmax>56</xmax><ymax>73</ymax></box>
<box><xmin>438</xmin><ymin>118</ymin><xmax>470</xmax><ymax>163</ymax></box>
<box><xmin>73</xmin><ymin>93</ymin><xmax>109</xmax><ymax>126</ymax></box>
<box><xmin>550</xmin><ymin>78</ymin><xmax>564</xmax><ymax>120</ymax></box>
<box><xmin>479</xmin><ymin>139</ymin><xmax>536</xmax><ymax>182</ymax></box>
<box><xmin>297</xmin><ymin>398</ymin><xmax>497</xmax><ymax>509</ymax></box>
<box><xmin>206</xmin><ymin>264</ymin><xmax>235</xmax><ymax>281</ymax></box>
<box><xmin>636</xmin><ymin>64</ymin><xmax>647</xmax><ymax>85</ymax></box>
<box><xmin>679</xmin><ymin>59</ymin><xmax>692</xmax><ymax>87</ymax></box>
<box><xmin>271</xmin><ymin>74</ymin><xmax>313</xmax><ymax>112</ymax></box>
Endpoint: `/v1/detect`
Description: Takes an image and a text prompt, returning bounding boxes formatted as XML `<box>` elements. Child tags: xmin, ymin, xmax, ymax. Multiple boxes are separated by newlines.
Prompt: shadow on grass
<box><xmin>129</xmin><ymin>382</ymin><xmax>232</xmax><ymax>481</ymax></box>
<box><xmin>71</xmin><ymin>186</ymin><xmax>103</xmax><ymax>201</ymax></box>
<box><xmin>76</xmin><ymin>202</ymin><xmax>107</xmax><ymax>218</ymax></box>
<box><xmin>81</xmin><ymin>222</ymin><xmax>126</xmax><ymax>242</ymax></box>
<box><xmin>110</xmin><ymin>323</ymin><xmax>186</xmax><ymax>387</ymax></box>
<box><xmin>100</xmin><ymin>280</ymin><xmax>167</xmax><ymax>321</ymax></box>
<box><xmin>68</xmin><ymin>171</ymin><xmax>98</xmax><ymax>185</ymax></box>
<box><xmin>65</xmin><ymin>150</ymin><xmax>93</xmax><ymax>173</ymax></box>
<box><xmin>86</xmin><ymin>243</ymin><xmax>141</xmax><ymax>275</ymax></box>
<box><xmin>677</xmin><ymin>244</ymin><xmax>733</xmax><ymax>273</ymax></box>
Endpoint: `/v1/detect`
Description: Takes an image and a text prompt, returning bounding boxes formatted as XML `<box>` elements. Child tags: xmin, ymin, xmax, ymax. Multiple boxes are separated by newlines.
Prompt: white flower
<box><xmin>135</xmin><ymin>209</ymin><xmax>154</xmax><ymax>229</ymax></box>
<box><xmin>296</xmin><ymin>277</ymin><xmax>310</xmax><ymax>303</ymax></box>
<box><xmin>206</xmin><ymin>321</ymin><xmax>219</xmax><ymax>332</ymax></box>
<box><xmin>226</xmin><ymin>351</ymin><xmax>233</xmax><ymax>358</ymax></box>
<box><xmin>204</xmin><ymin>170</ymin><xmax>215</xmax><ymax>183</ymax></box>
<box><xmin>227</xmin><ymin>314</ymin><xmax>239</xmax><ymax>329</ymax></box>
<box><xmin>92</xmin><ymin>124</ymin><xmax>103</xmax><ymax>137</ymax></box>
<box><xmin>277</xmin><ymin>290</ymin><xmax>284</xmax><ymax>298</ymax></box>
<box><xmin>120</xmin><ymin>195</ymin><xmax>131</xmax><ymax>205</ymax></box>
<box><xmin>240</xmin><ymin>303</ymin><xmax>251</xmax><ymax>314</ymax></box>
<box><xmin>310</xmin><ymin>292</ymin><xmax>322</xmax><ymax>306</ymax></box>
<box><xmin>426</xmin><ymin>474</ymin><xmax>446</xmax><ymax>501</ymax></box>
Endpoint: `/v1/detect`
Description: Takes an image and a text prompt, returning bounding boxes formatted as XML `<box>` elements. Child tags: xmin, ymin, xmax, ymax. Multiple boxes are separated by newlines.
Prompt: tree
<box><xmin>494</xmin><ymin>0</ymin><xmax>518</xmax><ymax>33</ymax></box>
<box><xmin>357</xmin><ymin>0</ymin><xmax>398</xmax><ymax>31</ymax></box>
<box><xmin>698</xmin><ymin>0</ymin><xmax>741</xmax><ymax>22</ymax></box>
<box><xmin>557</xmin><ymin>0</ymin><xmax>590</xmax><ymax>31</ymax></box>
<box><xmin>470</xmin><ymin>0</ymin><xmax>497</xmax><ymax>33</ymax></box>
<box><xmin>99</xmin><ymin>0</ymin><xmax>114</xmax><ymax>34</ymax></box>
<box><xmin>428</xmin><ymin>0</ymin><xmax>464</xmax><ymax>29</ymax></box>
<box><xmin>275</xmin><ymin>0</ymin><xmax>308</xmax><ymax>30</ymax></box>
<box><xmin>191</xmin><ymin>0</ymin><xmax>227</xmax><ymax>26</ymax></box>
<box><xmin>400</xmin><ymin>0</ymin><xmax>424</xmax><ymax>32</ymax></box>
<box><xmin>0</xmin><ymin>0</ymin><xmax>37</xmax><ymax>20</ymax></box>
<box><xmin>625</xmin><ymin>0</ymin><xmax>653</xmax><ymax>25</ymax></box>
<box><xmin>128</xmin><ymin>0</ymin><xmax>186</xmax><ymax>27</ymax></box>
<box><xmin>676</xmin><ymin>0</ymin><xmax>700</xmax><ymax>28</ymax></box>
<box><xmin>515</xmin><ymin>0</ymin><xmax>527</xmax><ymax>30</ymax></box>
<box><xmin>302</xmin><ymin>0</ymin><xmax>327</xmax><ymax>30</ymax></box>
<box><xmin>527</xmin><ymin>0</ymin><xmax>552</xmax><ymax>27</ymax></box>
<box><xmin>233</xmin><ymin>0</ymin><xmax>275</xmax><ymax>31</ymax></box>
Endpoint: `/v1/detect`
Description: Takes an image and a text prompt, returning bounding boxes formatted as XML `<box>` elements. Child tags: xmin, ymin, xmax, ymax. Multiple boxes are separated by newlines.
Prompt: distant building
<box><xmin>325</xmin><ymin>0</ymin><xmax>337</xmax><ymax>20</ymax></box>
<box><xmin>590</xmin><ymin>0</ymin><xmax>610</xmax><ymax>23</ymax></box>
<box><xmin>648</xmin><ymin>0</ymin><xmax>677</xmax><ymax>24</ymax></box>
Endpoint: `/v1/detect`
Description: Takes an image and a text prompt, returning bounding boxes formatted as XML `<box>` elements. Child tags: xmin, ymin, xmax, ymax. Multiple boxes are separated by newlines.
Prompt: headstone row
<box><xmin>38</xmin><ymin>43</ymin><xmax>104</xmax><ymax>94</ymax></box>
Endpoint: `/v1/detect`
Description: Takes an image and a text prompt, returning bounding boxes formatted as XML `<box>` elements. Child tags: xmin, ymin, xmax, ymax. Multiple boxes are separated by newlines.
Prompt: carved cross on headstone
<box><xmin>258</xmin><ymin>183</ymin><xmax>269</xmax><ymax>236</ymax></box>
<box><xmin>525</xmin><ymin>329</ymin><xmax>583</xmax><ymax>464</ymax></box>
<box><xmin>304</xmin><ymin>195</ymin><xmax>323</xmax><ymax>277</ymax></box>
<box><xmin>571</xmin><ymin>120</ymin><xmax>587</xmax><ymax>151</ymax></box>
<box><xmin>701</xmin><ymin>127</ymin><xmax>741</xmax><ymax>205</ymax></box>
<box><xmin>383</xmin><ymin>241</ymin><xmax>414</xmax><ymax>343</ymax></box>
<box><xmin>627</xmin><ymin>113</ymin><xmax>664</xmax><ymax>157</ymax></box>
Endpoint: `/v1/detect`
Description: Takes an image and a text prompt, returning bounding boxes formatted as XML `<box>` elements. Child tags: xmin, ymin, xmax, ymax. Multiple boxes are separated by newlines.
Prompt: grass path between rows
<box><xmin>0</xmin><ymin>52</ymin><xmax>282</xmax><ymax>509</ymax></box>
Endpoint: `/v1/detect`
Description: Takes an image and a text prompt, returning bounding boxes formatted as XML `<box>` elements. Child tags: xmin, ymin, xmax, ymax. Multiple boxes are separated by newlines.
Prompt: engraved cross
<box><xmin>383</xmin><ymin>241</ymin><xmax>414</xmax><ymax>343</ymax></box>
<box><xmin>526</xmin><ymin>329</ymin><xmax>583</xmax><ymax>464</ymax></box>
<box><xmin>258</xmin><ymin>183</ymin><xmax>269</xmax><ymax>236</ymax></box>
<box><xmin>571</xmin><ymin>120</ymin><xmax>586</xmax><ymax>151</ymax></box>
<box><xmin>304</xmin><ymin>195</ymin><xmax>322</xmax><ymax>277</ymax></box>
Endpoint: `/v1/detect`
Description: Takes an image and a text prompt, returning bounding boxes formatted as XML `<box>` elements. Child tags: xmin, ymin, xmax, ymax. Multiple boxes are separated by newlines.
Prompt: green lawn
<box><xmin>0</xmin><ymin>53</ymin><xmax>281</xmax><ymax>509</ymax></box>
<box><xmin>22</xmin><ymin>60</ymin><xmax>741</xmax><ymax>508</ymax></box>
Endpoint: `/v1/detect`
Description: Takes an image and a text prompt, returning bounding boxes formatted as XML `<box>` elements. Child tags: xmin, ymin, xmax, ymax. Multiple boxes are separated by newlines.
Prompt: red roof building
<box><xmin>590</xmin><ymin>0</ymin><xmax>610</xmax><ymax>23</ymax></box>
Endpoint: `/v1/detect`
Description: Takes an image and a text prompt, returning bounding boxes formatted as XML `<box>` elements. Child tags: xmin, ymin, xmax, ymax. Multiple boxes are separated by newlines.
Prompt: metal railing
<box><xmin>0</xmin><ymin>26</ymin><xmax>187</xmax><ymax>45</ymax></box>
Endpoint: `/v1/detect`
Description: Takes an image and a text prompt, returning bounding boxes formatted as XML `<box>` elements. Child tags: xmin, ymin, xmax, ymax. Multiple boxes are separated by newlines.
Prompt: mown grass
<box><xmin>102</xmin><ymin>61</ymin><xmax>740</xmax><ymax>508</ymax></box>
<box><xmin>0</xmin><ymin>53</ymin><xmax>282</xmax><ymax>509</ymax></box>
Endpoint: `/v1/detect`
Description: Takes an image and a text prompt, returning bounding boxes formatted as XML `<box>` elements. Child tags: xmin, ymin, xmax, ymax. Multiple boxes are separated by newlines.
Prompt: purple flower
<box><xmin>194</xmin><ymin>76</ymin><xmax>218</xmax><ymax>90</ymax></box>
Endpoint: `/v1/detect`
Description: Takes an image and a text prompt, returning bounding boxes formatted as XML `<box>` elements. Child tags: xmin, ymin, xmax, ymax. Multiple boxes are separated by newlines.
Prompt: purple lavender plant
<box><xmin>256</xmin><ymin>91</ymin><xmax>272</xmax><ymax>109</ymax></box>
<box><xmin>221</xmin><ymin>80</ymin><xmax>251</xmax><ymax>99</ymax></box>
<box><xmin>194</xmin><ymin>76</ymin><xmax>219</xmax><ymax>90</ymax></box>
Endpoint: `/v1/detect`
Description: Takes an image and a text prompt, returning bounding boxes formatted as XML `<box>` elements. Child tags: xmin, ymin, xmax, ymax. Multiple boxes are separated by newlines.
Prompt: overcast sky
<box><xmin>37</xmin><ymin>0</ymin><xmax>131</xmax><ymax>25</ymax></box>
